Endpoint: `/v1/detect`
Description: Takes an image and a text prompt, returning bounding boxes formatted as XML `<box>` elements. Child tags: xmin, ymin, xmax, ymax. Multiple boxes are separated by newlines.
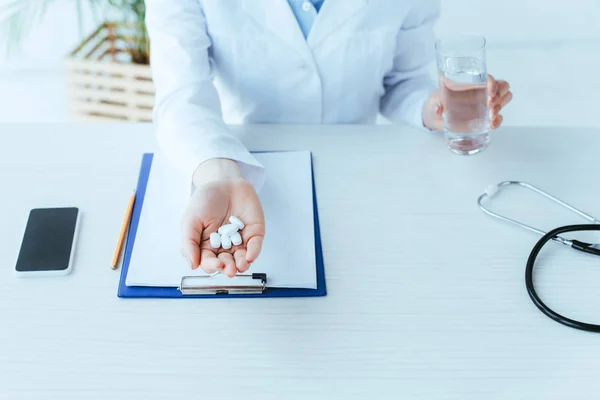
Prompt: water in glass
<box><xmin>439</xmin><ymin>56</ymin><xmax>490</xmax><ymax>155</ymax></box>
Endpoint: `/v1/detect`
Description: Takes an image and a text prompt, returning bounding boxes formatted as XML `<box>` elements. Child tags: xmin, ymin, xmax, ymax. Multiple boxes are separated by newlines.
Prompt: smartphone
<box><xmin>15</xmin><ymin>207</ymin><xmax>80</xmax><ymax>276</ymax></box>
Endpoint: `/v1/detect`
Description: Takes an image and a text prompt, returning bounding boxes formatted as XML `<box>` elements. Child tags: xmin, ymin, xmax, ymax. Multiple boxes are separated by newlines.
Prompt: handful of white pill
<box><xmin>210</xmin><ymin>216</ymin><xmax>245</xmax><ymax>250</ymax></box>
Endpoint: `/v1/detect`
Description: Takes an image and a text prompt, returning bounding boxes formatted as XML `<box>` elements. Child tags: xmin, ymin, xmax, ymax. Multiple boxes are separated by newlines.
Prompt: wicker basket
<box><xmin>65</xmin><ymin>22</ymin><xmax>154</xmax><ymax>122</ymax></box>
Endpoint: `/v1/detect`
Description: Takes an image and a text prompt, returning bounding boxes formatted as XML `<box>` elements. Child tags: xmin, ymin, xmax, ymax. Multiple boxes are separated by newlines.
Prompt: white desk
<box><xmin>2</xmin><ymin>124</ymin><xmax>600</xmax><ymax>399</ymax></box>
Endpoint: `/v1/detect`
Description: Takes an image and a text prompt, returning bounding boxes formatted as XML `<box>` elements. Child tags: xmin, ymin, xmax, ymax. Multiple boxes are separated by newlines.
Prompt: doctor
<box><xmin>145</xmin><ymin>0</ymin><xmax>513</xmax><ymax>277</ymax></box>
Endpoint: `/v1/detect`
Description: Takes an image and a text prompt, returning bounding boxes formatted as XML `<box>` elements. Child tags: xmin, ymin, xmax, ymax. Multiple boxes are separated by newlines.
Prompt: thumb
<box><xmin>434</xmin><ymin>101</ymin><xmax>443</xmax><ymax>117</ymax></box>
<box><xmin>424</xmin><ymin>99</ymin><xmax>444</xmax><ymax>131</ymax></box>
<box><xmin>434</xmin><ymin>102</ymin><xmax>444</xmax><ymax>130</ymax></box>
<box><xmin>180</xmin><ymin>216</ymin><xmax>202</xmax><ymax>270</ymax></box>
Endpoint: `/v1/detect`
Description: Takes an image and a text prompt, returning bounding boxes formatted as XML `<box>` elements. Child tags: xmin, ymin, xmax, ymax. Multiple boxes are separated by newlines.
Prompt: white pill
<box><xmin>229</xmin><ymin>216</ymin><xmax>245</xmax><ymax>230</ymax></box>
<box><xmin>218</xmin><ymin>224</ymin><xmax>238</xmax><ymax>236</ymax></box>
<box><xmin>221</xmin><ymin>234</ymin><xmax>232</xmax><ymax>250</ymax></box>
<box><xmin>231</xmin><ymin>232</ymin><xmax>242</xmax><ymax>246</ymax></box>
<box><xmin>209</xmin><ymin>232</ymin><xmax>221</xmax><ymax>249</ymax></box>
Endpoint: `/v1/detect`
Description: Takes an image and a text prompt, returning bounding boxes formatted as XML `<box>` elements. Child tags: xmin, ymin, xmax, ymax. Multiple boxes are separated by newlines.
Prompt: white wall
<box><xmin>435</xmin><ymin>0</ymin><xmax>600</xmax><ymax>43</ymax></box>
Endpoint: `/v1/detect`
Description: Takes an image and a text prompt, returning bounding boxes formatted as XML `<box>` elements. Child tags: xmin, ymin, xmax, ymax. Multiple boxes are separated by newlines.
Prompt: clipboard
<box><xmin>117</xmin><ymin>153</ymin><xmax>327</xmax><ymax>298</ymax></box>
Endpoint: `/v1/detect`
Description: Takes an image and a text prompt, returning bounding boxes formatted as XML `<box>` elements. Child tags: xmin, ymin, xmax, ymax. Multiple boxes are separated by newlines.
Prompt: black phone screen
<box><xmin>16</xmin><ymin>207</ymin><xmax>79</xmax><ymax>272</ymax></box>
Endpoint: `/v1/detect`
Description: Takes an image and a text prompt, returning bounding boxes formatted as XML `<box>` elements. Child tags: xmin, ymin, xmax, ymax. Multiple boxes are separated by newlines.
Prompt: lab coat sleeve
<box><xmin>379</xmin><ymin>0</ymin><xmax>440</xmax><ymax>131</ymax></box>
<box><xmin>145</xmin><ymin>0</ymin><xmax>265</xmax><ymax>190</ymax></box>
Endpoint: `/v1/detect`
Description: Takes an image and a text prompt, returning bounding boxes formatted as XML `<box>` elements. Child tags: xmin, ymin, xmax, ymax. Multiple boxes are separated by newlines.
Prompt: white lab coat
<box><xmin>146</xmin><ymin>0</ymin><xmax>440</xmax><ymax>189</ymax></box>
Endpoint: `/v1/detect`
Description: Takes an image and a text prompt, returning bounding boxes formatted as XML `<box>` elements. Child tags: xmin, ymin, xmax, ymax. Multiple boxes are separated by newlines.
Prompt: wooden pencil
<box><xmin>111</xmin><ymin>190</ymin><xmax>136</xmax><ymax>269</ymax></box>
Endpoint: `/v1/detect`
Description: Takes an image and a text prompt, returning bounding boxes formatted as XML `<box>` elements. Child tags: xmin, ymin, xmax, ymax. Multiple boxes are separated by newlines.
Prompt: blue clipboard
<box><xmin>117</xmin><ymin>153</ymin><xmax>326</xmax><ymax>298</ymax></box>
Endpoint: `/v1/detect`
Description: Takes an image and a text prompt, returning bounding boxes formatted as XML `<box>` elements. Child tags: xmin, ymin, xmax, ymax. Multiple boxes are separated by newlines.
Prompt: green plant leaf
<box><xmin>0</xmin><ymin>1</ymin><xmax>26</xmax><ymax>18</ymax></box>
<box><xmin>0</xmin><ymin>0</ymin><xmax>64</xmax><ymax>57</ymax></box>
<box><xmin>88</xmin><ymin>0</ymin><xmax>100</xmax><ymax>25</ymax></box>
<box><xmin>1</xmin><ymin>0</ymin><xmax>149</xmax><ymax>62</ymax></box>
<box><xmin>75</xmin><ymin>0</ymin><xmax>83</xmax><ymax>37</ymax></box>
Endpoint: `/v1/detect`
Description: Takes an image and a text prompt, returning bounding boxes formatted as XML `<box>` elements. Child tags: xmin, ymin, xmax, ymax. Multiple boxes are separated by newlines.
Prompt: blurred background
<box><xmin>0</xmin><ymin>0</ymin><xmax>599</xmax><ymax>126</ymax></box>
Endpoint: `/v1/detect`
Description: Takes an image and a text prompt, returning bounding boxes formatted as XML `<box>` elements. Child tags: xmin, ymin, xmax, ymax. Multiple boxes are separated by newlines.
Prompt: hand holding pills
<box><xmin>180</xmin><ymin>159</ymin><xmax>266</xmax><ymax>278</ymax></box>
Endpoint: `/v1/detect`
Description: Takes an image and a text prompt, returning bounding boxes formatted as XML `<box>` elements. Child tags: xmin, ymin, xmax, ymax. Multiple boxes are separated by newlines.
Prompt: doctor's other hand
<box><xmin>180</xmin><ymin>158</ymin><xmax>265</xmax><ymax>278</ymax></box>
<box><xmin>422</xmin><ymin>74</ymin><xmax>513</xmax><ymax>132</ymax></box>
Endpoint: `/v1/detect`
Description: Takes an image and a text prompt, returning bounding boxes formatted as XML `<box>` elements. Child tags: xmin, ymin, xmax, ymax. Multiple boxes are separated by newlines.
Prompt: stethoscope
<box><xmin>478</xmin><ymin>181</ymin><xmax>600</xmax><ymax>333</ymax></box>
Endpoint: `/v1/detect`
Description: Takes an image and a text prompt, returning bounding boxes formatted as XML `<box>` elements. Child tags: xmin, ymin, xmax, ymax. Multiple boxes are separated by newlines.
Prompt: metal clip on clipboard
<box><xmin>179</xmin><ymin>273</ymin><xmax>268</xmax><ymax>295</ymax></box>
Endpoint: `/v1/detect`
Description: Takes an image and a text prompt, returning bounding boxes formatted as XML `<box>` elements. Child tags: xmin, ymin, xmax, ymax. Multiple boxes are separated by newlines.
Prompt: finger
<box><xmin>490</xmin><ymin>92</ymin><xmax>513</xmax><ymax>118</ymax></box>
<box><xmin>497</xmin><ymin>91</ymin><xmax>513</xmax><ymax>109</ymax></box>
<box><xmin>199</xmin><ymin>250</ymin><xmax>224</xmax><ymax>274</ymax></box>
<box><xmin>246</xmin><ymin>236</ymin><xmax>264</xmax><ymax>263</ymax></box>
<box><xmin>428</xmin><ymin>109</ymin><xmax>444</xmax><ymax>132</ymax></box>
<box><xmin>487</xmin><ymin>74</ymin><xmax>498</xmax><ymax>97</ymax></box>
<box><xmin>496</xmin><ymin>80</ymin><xmax>510</xmax><ymax>98</ymax></box>
<box><xmin>218</xmin><ymin>252</ymin><xmax>237</xmax><ymax>278</ymax></box>
<box><xmin>490</xmin><ymin>103</ymin><xmax>501</xmax><ymax>118</ymax></box>
<box><xmin>233</xmin><ymin>249</ymin><xmax>250</xmax><ymax>273</ymax></box>
<box><xmin>428</xmin><ymin>98</ymin><xmax>444</xmax><ymax>130</ymax></box>
<box><xmin>425</xmin><ymin>100</ymin><xmax>444</xmax><ymax>131</ymax></box>
<box><xmin>180</xmin><ymin>217</ymin><xmax>202</xmax><ymax>270</ymax></box>
<box><xmin>491</xmin><ymin>114</ymin><xmax>504</xmax><ymax>130</ymax></box>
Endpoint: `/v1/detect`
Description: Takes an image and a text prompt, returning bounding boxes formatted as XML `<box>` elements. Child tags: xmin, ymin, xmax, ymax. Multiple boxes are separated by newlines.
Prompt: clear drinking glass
<box><xmin>436</xmin><ymin>33</ymin><xmax>490</xmax><ymax>155</ymax></box>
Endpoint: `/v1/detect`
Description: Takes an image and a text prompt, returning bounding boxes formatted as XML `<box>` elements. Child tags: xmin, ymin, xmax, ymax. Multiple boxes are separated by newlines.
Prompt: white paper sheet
<box><xmin>125</xmin><ymin>151</ymin><xmax>317</xmax><ymax>289</ymax></box>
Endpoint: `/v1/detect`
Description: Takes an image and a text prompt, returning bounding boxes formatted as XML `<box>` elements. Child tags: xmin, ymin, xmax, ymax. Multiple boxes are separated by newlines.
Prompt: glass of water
<box><xmin>436</xmin><ymin>33</ymin><xmax>489</xmax><ymax>155</ymax></box>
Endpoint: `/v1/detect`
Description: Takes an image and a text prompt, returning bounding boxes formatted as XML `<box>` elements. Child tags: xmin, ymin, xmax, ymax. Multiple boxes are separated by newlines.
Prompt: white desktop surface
<box><xmin>1</xmin><ymin>123</ymin><xmax>600</xmax><ymax>399</ymax></box>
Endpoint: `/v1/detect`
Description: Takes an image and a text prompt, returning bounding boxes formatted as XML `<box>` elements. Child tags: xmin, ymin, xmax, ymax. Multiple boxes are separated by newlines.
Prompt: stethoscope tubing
<box><xmin>479</xmin><ymin>181</ymin><xmax>600</xmax><ymax>332</ymax></box>
<box><xmin>526</xmin><ymin>224</ymin><xmax>600</xmax><ymax>333</ymax></box>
